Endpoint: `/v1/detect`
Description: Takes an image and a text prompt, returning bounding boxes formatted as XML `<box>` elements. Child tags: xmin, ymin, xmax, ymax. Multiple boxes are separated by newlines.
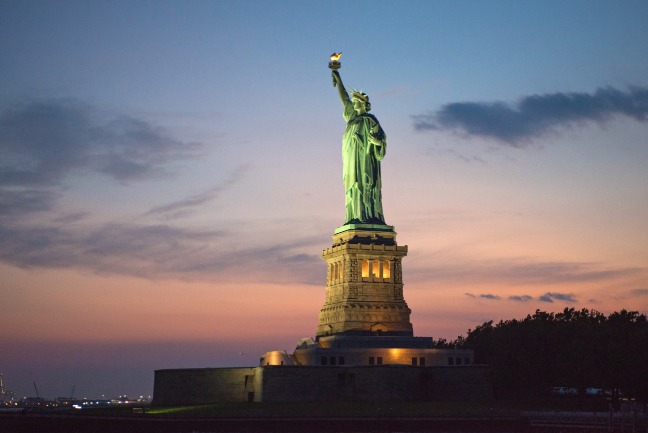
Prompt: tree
<box><xmin>454</xmin><ymin>309</ymin><xmax>648</xmax><ymax>401</ymax></box>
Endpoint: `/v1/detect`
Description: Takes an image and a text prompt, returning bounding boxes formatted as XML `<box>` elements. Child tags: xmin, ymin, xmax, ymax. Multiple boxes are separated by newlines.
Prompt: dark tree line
<box><xmin>444</xmin><ymin>308</ymin><xmax>648</xmax><ymax>400</ymax></box>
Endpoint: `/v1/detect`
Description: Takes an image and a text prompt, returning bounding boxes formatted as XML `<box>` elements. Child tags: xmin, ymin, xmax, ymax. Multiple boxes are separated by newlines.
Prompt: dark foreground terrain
<box><xmin>0</xmin><ymin>413</ymin><xmax>527</xmax><ymax>433</ymax></box>
<box><xmin>2</xmin><ymin>400</ymin><xmax>645</xmax><ymax>433</ymax></box>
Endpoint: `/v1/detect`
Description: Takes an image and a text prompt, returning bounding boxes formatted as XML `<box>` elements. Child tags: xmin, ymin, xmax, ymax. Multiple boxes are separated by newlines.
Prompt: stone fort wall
<box><xmin>153</xmin><ymin>365</ymin><xmax>491</xmax><ymax>405</ymax></box>
<box><xmin>153</xmin><ymin>367</ymin><xmax>258</xmax><ymax>405</ymax></box>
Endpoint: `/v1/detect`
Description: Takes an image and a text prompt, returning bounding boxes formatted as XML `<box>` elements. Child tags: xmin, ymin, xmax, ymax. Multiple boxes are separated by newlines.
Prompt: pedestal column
<box><xmin>317</xmin><ymin>224</ymin><xmax>412</xmax><ymax>338</ymax></box>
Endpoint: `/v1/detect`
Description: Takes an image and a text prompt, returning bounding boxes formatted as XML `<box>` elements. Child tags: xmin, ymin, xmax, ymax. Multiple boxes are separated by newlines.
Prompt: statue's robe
<box><xmin>341</xmin><ymin>99</ymin><xmax>387</xmax><ymax>225</ymax></box>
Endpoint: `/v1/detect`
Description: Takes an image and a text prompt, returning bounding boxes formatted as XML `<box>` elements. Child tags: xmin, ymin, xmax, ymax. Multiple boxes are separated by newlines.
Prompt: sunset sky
<box><xmin>1</xmin><ymin>0</ymin><xmax>647</xmax><ymax>400</ymax></box>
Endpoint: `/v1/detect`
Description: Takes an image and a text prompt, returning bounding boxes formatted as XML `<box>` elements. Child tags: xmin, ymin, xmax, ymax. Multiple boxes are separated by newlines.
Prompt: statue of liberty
<box><xmin>332</xmin><ymin>69</ymin><xmax>387</xmax><ymax>225</ymax></box>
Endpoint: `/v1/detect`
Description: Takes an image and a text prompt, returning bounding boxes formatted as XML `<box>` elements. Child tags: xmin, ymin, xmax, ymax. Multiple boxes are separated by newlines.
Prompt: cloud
<box><xmin>53</xmin><ymin>211</ymin><xmax>90</xmax><ymax>224</ymax></box>
<box><xmin>0</xmin><ymin>218</ymin><xmax>323</xmax><ymax>284</ymax></box>
<box><xmin>464</xmin><ymin>292</ymin><xmax>500</xmax><ymax>300</ymax></box>
<box><xmin>509</xmin><ymin>295</ymin><xmax>533</xmax><ymax>302</ymax></box>
<box><xmin>499</xmin><ymin>261</ymin><xmax>636</xmax><ymax>284</ymax></box>
<box><xmin>412</xmin><ymin>86</ymin><xmax>648</xmax><ymax>145</ymax></box>
<box><xmin>629</xmin><ymin>288</ymin><xmax>648</xmax><ymax>297</ymax></box>
<box><xmin>467</xmin><ymin>292</ymin><xmax>581</xmax><ymax>303</ymax></box>
<box><xmin>409</xmin><ymin>256</ymin><xmax>640</xmax><ymax>286</ymax></box>
<box><xmin>0</xmin><ymin>187</ymin><xmax>60</xmax><ymax>217</ymax></box>
<box><xmin>538</xmin><ymin>292</ymin><xmax>577</xmax><ymax>303</ymax></box>
<box><xmin>145</xmin><ymin>164</ymin><xmax>251</xmax><ymax>219</ymax></box>
<box><xmin>0</xmin><ymin>222</ymin><xmax>219</xmax><ymax>272</ymax></box>
<box><xmin>0</xmin><ymin>97</ymin><xmax>205</xmax><ymax>228</ymax></box>
<box><xmin>538</xmin><ymin>294</ymin><xmax>554</xmax><ymax>303</ymax></box>
<box><xmin>0</xmin><ymin>98</ymin><xmax>201</xmax><ymax>187</ymax></box>
<box><xmin>0</xmin><ymin>96</ymin><xmax>321</xmax><ymax>284</ymax></box>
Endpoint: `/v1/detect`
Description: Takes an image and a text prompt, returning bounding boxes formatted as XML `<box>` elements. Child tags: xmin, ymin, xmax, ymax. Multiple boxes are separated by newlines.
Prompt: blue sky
<box><xmin>1</xmin><ymin>0</ymin><xmax>647</xmax><ymax>400</ymax></box>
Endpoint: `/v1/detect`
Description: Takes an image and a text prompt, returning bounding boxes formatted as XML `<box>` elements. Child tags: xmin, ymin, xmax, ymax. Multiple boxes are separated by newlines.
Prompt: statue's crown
<box><xmin>351</xmin><ymin>89</ymin><xmax>368</xmax><ymax>103</ymax></box>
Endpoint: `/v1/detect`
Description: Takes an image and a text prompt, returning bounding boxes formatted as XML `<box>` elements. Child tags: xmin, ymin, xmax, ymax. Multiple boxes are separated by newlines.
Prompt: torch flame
<box><xmin>330</xmin><ymin>52</ymin><xmax>342</xmax><ymax>62</ymax></box>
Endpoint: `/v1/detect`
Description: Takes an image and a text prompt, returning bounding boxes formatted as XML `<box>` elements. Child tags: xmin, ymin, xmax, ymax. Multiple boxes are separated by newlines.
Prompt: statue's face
<box><xmin>353</xmin><ymin>98</ymin><xmax>366</xmax><ymax>114</ymax></box>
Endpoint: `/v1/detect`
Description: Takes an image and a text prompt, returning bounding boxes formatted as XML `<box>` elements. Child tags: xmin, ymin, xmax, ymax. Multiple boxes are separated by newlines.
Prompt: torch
<box><xmin>329</xmin><ymin>52</ymin><xmax>342</xmax><ymax>86</ymax></box>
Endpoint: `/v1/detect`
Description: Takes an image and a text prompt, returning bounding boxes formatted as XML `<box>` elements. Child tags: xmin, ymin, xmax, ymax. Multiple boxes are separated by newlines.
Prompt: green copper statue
<box><xmin>332</xmin><ymin>69</ymin><xmax>387</xmax><ymax>225</ymax></box>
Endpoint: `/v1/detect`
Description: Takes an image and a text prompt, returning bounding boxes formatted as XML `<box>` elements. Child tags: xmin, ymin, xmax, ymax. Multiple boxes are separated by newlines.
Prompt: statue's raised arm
<box><xmin>332</xmin><ymin>70</ymin><xmax>350</xmax><ymax>104</ymax></box>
